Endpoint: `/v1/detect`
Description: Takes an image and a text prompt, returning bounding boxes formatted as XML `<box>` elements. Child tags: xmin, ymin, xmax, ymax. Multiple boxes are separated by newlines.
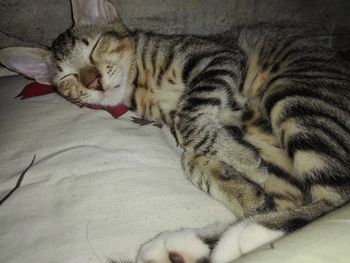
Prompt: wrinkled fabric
<box><xmin>1</xmin><ymin>75</ymin><xmax>349</xmax><ymax>263</ymax></box>
<box><xmin>0</xmin><ymin>76</ymin><xmax>234</xmax><ymax>263</ymax></box>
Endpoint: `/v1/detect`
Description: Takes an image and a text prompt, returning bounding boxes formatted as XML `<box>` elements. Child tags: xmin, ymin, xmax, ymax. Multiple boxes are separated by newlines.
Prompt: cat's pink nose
<box><xmin>87</xmin><ymin>77</ymin><xmax>101</xmax><ymax>90</ymax></box>
<box><xmin>80</xmin><ymin>66</ymin><xmax>102</xmax><ymax>90</ymax></box>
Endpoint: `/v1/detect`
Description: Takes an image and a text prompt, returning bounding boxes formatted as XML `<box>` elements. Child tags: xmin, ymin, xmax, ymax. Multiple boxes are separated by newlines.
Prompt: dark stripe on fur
<box><xmin>182</xmin><ymin>51</ymin><xmax>222</xmax><ymax>83</ymax></box>
<box><xmin>308</xmin><ymin>167</ymin><xmax>350</xmax><ymax>187</ymax></box>
<box><xmin>223</xmin><ymin>126</ymin><xmax>259</xmax><ymax>153</ymax></box>
<box><xmin>286</xmin><ymin>133</ymin><xmax>345</xmax><ymax>164</ymax></box>
<box><xmin>279</xmin><ymin>104</ymin><xmax>350</xmax><ymax>135</ymax></box>
<box><xmin>190</xmin><ymin>69</ymin><xmax>237</xmax><ymax>88</ymax></box>
<box><xmin>141</xmin><ymin>35</ymin><xmax>150</xmax><ymax>70</ymax></box>
<box><xmin>264</xmin><ymin>87</ymin><xmax>350</xmax><ymax>117</ymax></box>
<box><xmin>262</xmin><ymin>161</ymin><xmax>305</xmax><ymax>191</ymax></box>
<box><xmin>150</xmin><ymin>41</ymin><xmax>160</xmax><ymax>77</ymax></box>
<box><xmin>157</xmin><ymin>45</ymin><xmax>176</xmax><ymax>85</ymax></box>
<box><xmin>281</xmin><ymin>218</ymin><xmax>310</xmax><ymax>232</ymax></box>
<box><xmin>185</xmin><ymin>97</ymin><xmax>222</xmax><ymax>109</ymax></box>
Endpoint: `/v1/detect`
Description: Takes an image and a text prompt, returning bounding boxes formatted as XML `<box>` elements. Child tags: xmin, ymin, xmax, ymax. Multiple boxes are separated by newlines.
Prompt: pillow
<box><xmin>0</xmin><ymin>75</ymin><xmax>234</xmax><ymax>263</ymax></box>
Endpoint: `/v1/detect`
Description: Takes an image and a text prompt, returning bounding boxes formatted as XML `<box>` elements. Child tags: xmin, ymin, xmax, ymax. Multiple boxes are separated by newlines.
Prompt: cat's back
<box><xmin>237</xmin><ymin>24</ymin><xmax>350</xmax><ymax>101</ymax></box>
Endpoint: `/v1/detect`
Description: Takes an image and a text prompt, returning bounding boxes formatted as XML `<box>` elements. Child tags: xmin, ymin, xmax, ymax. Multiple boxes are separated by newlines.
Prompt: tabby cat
<box><xmin>0</xmin><ymin>0</ymin><xmax>349</xmax><ymax>262</ymax></box>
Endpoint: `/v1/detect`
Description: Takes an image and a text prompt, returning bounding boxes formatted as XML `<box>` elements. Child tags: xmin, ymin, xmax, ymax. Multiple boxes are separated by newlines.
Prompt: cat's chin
<box><xmin>89</xmin><ymin>88</ymin><xmax>124</xmax><ymax>107</ymax></box>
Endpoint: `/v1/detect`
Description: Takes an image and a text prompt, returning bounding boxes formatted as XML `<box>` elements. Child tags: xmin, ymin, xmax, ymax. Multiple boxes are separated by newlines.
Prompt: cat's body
<box><xmin>0</xmin><ymin>1</ymin><xmax>349</xmax><ymax>262</ymax></box>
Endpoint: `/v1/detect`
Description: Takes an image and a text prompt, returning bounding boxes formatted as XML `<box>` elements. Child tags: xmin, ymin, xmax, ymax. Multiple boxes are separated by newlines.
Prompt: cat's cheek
<box><xmin>94</xmin><ymin>88</ymin><xmax>123</xmax><ymax>106</ymax></box>
<box><xmin>103</xmin><ymin>88</ymin><xmax>117</xmax><ymax>98</ymax></box>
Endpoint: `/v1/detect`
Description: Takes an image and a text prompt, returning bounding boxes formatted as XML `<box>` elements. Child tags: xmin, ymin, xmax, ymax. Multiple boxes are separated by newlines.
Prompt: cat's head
<box><xmin>0</xmin><ymin>0</ymin><xmax>135</xmax><ymax>106</ymax></box>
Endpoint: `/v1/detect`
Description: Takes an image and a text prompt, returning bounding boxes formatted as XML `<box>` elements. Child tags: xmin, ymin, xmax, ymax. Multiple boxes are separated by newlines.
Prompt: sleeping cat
<box><xmin>0</xmin><ymin>0</ymin><xmax>349</xmax><ymax>262</ymax></box>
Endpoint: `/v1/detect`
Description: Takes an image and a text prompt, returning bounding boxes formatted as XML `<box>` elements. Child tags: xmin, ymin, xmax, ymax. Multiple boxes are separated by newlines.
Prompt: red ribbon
<box><xmin>16</xmin><ymin>82</ymin><xmax>128</xmax><ymax>118</ymax></box>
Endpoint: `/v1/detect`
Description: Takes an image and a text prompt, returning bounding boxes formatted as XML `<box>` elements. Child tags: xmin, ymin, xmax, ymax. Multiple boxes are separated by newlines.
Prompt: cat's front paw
<box><xmin>136</xmin><ymin>229</ymin><xmax>210</xmax><ymax>263</ymax></box>
<box><xmin>211</xmin><ymin>223</ymin><xmax>284</xmax><ymax>263</ymax></box>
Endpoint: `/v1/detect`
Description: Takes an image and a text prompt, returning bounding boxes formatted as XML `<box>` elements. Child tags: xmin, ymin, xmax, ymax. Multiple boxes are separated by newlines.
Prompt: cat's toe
<box><xmin>136</xmin><ymin>229</ymin><xmax>210</xmax><ymax>263</ymax></box>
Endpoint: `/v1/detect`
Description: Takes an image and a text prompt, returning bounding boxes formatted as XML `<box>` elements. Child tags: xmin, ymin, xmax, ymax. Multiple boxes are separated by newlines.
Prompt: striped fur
<box><xmin>0</xmin><ymin>1</ymin><xmax>349</xmax><ymax>262</ymax></box>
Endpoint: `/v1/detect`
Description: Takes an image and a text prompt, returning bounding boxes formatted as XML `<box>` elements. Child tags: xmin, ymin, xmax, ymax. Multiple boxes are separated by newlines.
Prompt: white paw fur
<box><xmin>136</xmin><ymin>229</ymin><xmax>210</xmax><ymax>263</ymax></box>
<box><xmin>211</xmin><ymin>223</ymin><xmax>284</xmax><ymax>263</ymax></box>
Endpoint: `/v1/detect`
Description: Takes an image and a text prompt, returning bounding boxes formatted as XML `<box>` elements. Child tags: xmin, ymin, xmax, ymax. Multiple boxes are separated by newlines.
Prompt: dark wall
<box><xmin>0</xmin><ymin>0</ymin><xmax>350</xmax><ymax>48</ymax></box>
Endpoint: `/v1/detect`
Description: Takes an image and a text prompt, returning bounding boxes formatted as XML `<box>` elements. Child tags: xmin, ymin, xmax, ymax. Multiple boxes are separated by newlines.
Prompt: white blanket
<box><xmin>0</xmin><ymin>76</ymin><xmax>234</xmax><ymax>263</ymax></box>
<box><xmin>2</xmin><ymin>76</ymin><xmax>350</xmax><ymax>263</ymax></box>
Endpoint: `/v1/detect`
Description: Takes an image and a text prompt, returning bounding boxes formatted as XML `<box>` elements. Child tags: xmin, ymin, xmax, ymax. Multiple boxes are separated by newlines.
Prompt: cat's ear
<box><xmin>0</xmin><ymin>47</ymin><xmax>52</xmax><ymax>84</ymax></box>
<box><xmin>71</xmin><ymin>0</ymin><xmax>127</xmax><ymax>32</ymax></box>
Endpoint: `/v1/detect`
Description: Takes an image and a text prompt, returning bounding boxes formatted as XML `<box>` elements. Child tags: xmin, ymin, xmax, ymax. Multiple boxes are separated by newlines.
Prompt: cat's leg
<box><xmin>135</xmin><ymin>218</ymin><xmax>283</xmax><ymax>263</ymax></box>
<box><xmin>136</xmin><ymin>199</ymin><xmax>339</xmax><ymax>263</ymax></box>
<box><xmin>181</xmin><ymin>151</ymin><xmax>273</xmax><ymax>218</ymax></box>
<box><xmin>56</xmin><ymin>75</ymin><xmax>103</xmax><ymax>105</ymax></box>
<box><xmin>174</xmin><ymin>97</ymin><xmax>275</xmax><ymax>218</ymax></box>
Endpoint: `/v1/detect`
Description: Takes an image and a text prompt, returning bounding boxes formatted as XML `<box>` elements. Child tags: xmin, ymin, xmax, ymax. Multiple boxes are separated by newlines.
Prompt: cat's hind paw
<box><xmin>136</xmin><ymin>229</ymin><xmax>210</xmax><ymax>263</ymax></box>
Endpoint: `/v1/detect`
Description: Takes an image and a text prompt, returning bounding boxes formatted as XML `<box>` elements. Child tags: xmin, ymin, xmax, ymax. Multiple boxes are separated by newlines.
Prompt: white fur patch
<box><xmin>211</xmin><ymin>224</ymin><xmax>245</xmax><ymax>263</ymax></box>
<box><xmin>212</xmin><ymin>223</ymin><xmax>284</xmax><ymax>263</ymax></box>
<box><xmin>239</xmin><ymin>223</ymin><xmax>284</xmax><ymax>253</ymax></box>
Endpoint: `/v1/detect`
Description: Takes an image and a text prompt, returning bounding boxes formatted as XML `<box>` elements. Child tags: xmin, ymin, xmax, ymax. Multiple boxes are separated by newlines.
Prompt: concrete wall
<box><xmin>1</xmin><ymin>0</ymin><xmax>350</xmax><ymax>49</ymax></box>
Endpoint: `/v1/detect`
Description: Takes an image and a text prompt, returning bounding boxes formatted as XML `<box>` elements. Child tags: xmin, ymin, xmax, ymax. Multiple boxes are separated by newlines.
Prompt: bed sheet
<box><xmin>0</xmin><ymin>76</ymin><xmax>234</xmax><ymax>263</ymax></box>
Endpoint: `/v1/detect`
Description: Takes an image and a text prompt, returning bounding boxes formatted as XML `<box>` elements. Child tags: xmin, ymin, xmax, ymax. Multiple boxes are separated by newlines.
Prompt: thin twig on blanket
<box><xmin>0</xmin><ymin>154</ymin><xmax>36</xmax><ymax>206</ymax></box>
<box><xmin>85</xmin><ymin>221</ymin><xmax>103</xmax><ymax>263</ymax></box>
